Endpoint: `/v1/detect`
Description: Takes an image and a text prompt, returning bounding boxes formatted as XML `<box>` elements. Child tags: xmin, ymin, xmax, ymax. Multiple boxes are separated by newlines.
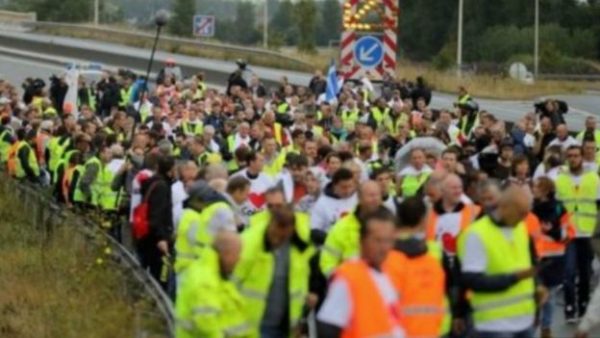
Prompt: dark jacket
<box><xmin>141</xmin><ymin>174</ymin><xmax>174</xmax><ymax>242</ymax></box>
<box><xmin>17</xmin><ymin>143</ymin><xmax>39</xmax><ymax>183</ymax></box>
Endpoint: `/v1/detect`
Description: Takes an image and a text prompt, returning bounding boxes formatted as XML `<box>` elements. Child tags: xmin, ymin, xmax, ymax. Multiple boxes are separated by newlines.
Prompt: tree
<box><xmin>270</xmin><ymin>0</ymin><xmax>296</xmax><ymax>45</ymax></box>
<box><xmin>7</xmin><ymin>0</ymin><xmax>92</xmax><ymax>22</ymax></box>
<box><xmin>234</xmin><ymin>1</ymin><xmax>260</xmax><ymax>45</ymax></box>
<box><xmin>316</xmin><ymin>0</ymin><xmax>342</xmax><ymax>46</ymax></box>
<box><xmin>168</xmin><ymin>0</ymin><xmax>195</xmax><ymax>37</ymax></box>
<box><xmin>294</xmin><ymin>0</ymin><xmax>317</xmax><ymax>53</ymax></box>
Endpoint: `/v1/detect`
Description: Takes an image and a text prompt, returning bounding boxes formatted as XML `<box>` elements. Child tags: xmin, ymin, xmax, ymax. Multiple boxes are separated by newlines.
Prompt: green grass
<box><xmin>0</xmin><ymin>184</ymin><xmax>166</xmax><ymax>338</ymax></box>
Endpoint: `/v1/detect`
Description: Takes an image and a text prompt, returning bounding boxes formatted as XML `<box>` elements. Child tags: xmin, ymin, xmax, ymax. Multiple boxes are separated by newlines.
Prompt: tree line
<box><xmin>5</xmin><ymin>0</ymin><xmax>600</xmax><ymax>73</ymax></box>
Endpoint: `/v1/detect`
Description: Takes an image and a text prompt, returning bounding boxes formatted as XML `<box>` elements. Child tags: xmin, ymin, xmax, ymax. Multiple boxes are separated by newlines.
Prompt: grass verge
<box><xmin>0</xmin><ymin>187</ymin><xmax>166</xmax><ymax>338</ymax></box>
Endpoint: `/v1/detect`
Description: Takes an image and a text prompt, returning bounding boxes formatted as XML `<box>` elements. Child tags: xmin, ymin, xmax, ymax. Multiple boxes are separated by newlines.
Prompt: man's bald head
<box><xmin>424</xmin><ymin>171</ymin><xmax>447</xmax><ymax>203</ymax></box>
<box><xmin>497</xmin><ymin>186</ymin><xmax>531</xmax><ymax>227</ymax></box>
<box><xmin>358</xmin><ymin>180</ymin><xmax>382</xmax><ymax>214</ymax></box>
<box><xmin>441</xmin><ymin>173</ymin><xmax>463</xmax><ymax>205</ymax></box>
<box><xmin>212</xmin><ymin>230</ymin><xmax>242</xmax><ymax>276</ymax></box>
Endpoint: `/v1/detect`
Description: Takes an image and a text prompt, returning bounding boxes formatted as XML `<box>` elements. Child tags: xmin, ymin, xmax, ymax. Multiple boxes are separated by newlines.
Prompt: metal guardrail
<box><xmin>537</xmin><ymin>74</ymin><xmax>600</xmax><ymax>81</ymax></box>
<box><xmin>19</xmin><ymin>21</ymin><xmax>313</xmax><ymax>72</ymax></box>
<box><xmin>0</xmin><ymin>175</ymin><xmax>174</xmax><ymax>337</ymax></box>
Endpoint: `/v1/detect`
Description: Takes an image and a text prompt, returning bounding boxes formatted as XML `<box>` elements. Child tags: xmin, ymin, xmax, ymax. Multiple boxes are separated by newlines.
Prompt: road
<box><xmin>1</xmin><ymin>29</ymin><xmax>600</xmax><ymax>130</ymax></box>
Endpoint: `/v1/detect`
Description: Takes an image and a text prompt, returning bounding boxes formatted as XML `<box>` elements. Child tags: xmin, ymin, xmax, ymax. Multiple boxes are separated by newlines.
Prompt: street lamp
<box><xmin>263</xmin><ymin>0</ymin><xmax>269</xmax><ymax>48</ymax></box>
<box><xmin>142</xmin><ymin>9</ymin><xmax>169</xmax><ymax>96</ymax></box>
<box><xmin>456</xmin><ymin>0</ymin><xmax>464</xmax><ymax>77</ymax></box>
<box><xmin>534</xmin><ymin>0</ymin><xmax>539</xmax><ymax>78</ymax></box>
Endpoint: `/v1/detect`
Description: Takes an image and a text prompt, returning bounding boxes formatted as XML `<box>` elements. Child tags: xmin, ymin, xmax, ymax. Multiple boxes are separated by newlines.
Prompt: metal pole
<box><xmin>457</xmin><ymin>0</ymin><xmax>464</xmax><ymax>77</ymax></box>
<box><xmin>94</xmin><ymin>0</ymin><xmax>99</xmax><ymax>25</ymax></box>
<box><xmin>263</xmin><ymin>0</ymin><xmax>269</xmax><ymax>48</ymax></box>
<box><xmin>143</xmin><ymin>25</ymin><xmax>162</xmax><ymax>96</ymax></box>
<box><xmin>534</xmin><ymin>0</ymin><xmax>539</xmax><ymax>78</ymax></box>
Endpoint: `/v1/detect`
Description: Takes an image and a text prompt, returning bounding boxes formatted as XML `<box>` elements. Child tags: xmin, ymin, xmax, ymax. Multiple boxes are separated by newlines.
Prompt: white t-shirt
<box><xmin>171</xmin><ymin>180</ymin><xmax>188</xmax><ymax>230</ymax></box>
<box><xmin>461</xmin><ymin>230</ymin><xmax>534</xmax><ymax>332</ymax></box>
<box><xmin>317</xmin><ymin>265</ymin><xmax>405</xmax><ymax>338</ymax></box>
<box><xmin>547</xmin><ymin>136</ymin><xmax>579</xmax><ymax>152</ymax></box>
<box><xmin>311</xmin><ymin>193</ymin><xmax>358</xmax><ymax>232</ymax></box>
<box><xmin>230</xmin><ymin>168</ymin><xmax>275</xmax><ymax>211</ymax></box>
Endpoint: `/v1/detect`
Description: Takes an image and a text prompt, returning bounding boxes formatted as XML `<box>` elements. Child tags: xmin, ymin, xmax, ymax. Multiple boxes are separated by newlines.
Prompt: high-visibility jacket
<box><xmin>383</xmin><ymin>241</ymin><xmax>450</xmax><ymax>338</ymax></box>
<box><xmin>52</xmin><ymin>150</ymin><xmax>79</xmax><ymax>185</ymax></box>
<box><xmin>273</xmin><ymin>123</ymin><xmax>284</xmax><ymax>145</ymax></box>
<box><xmin>457</xmin><ymin>216</ymin><xmax>535</xmax><ymax>326</ymax></box>
<box><xmin>6</xmin><ymin>141</ymin><xmax>20</xmax><ymax>176</ymax></box>
<box><xmin>0</xmin><ymin>129</ymin><xmax>14</xmax><ymax>164</ymax></box>
<box><xmin>181</xmin><ymin>120</ymin><xmax>204</xmax><ymax>136</ymax></box>
<box><xmin>370</xmin><ymin>106</ymin><xmax>390</xmax><ymax>125</ymax></box>
<box><xmin>310</xmin><ymin>125</ymin><xmax>324</xmax><ymax>138</ymax></box>
<box><xmin>104</xmin><ymin>127</ymin><xmax>126</xmax><ymax>143</ymax></box>
<box><xmin>525</xmin><ymin>211</ymin><xmax>575</xmax><ymax>258</ymax></box>
<box><xmin>320</xmin><ymin>212</ymin><xmax>361</xmax><ymax>277</ymax></box>
<box><xmin>175</xmin><ymin>202</ymin><xmax>232</xmax><ymax>274</ymax></box>
<box><xmin>577</xmin><ymin>130</ymin><xmax>600</xmax><ymax>149</ymax></box>
<box><xmin>93</xmin><ymin>162</ymin><xmax>118</xmax><ymax>211</ymax></box>
<box><xmin>119</xmin><ymin>86</ymin><xmax>133</xmax><ymax>108</ymax></box>
<box><xmin>232</xmin><ymin>212</ymin><xmax>313</xmax><ymax>336</ymax></box>
<box><xmin>425</xmin><ymin>204</ymin><xmax>481</xmax><ymax>256</ymax></box>
<box><xmin>14</xmin><ymin>141</ymin><xmax>40</xmax><ymax>179</ymax></box>
<box><xmin>277</xmin><ymin>102</ymin><xmax>289</xmax><ymax>114</ymax></box>
<box><xmin>262</xmin><ymin>152</ymin><xmax>286</xmax><ymax>179</ymax></box>
<box><xmin>384</xmin><ymin>113</ymin><xmax>409</xmax><ymax>136</ymax></box>
<box><xmin>400</xmin><ymin>171</ymin><xmax>431</xmax><ymax>198</ymax></box>
<box><xmin>48</xmin><ymin>136</ymin><xmax>71</xmax><ymax>173</ymax></box>
<box><xmin>555</xmin><ymin>171</ymin><xmax>599</xmax><ymax>237</ymax></box>
<box><xmin>43</xmin><ymin>107</ymin><xmax>58</xmax><ymax>119</ymax></box>
<box><xmin>456</xmin><ymin>94</ymin><xmax>471</xmax><ymax>106</ymax></box>
<box><xmin>341</xmin><ymin>109</ymin><xmax>360</xmax><ymax>130</ymax></box>
<box><xmin>334</xmin><ymin>259</ymin><xmax>402</xmax><ymax>338</ymax></box>
<box><xmin>62</xmin><ymin>164</ymin><xmax>83</xmax><ymax>203</ymax></box>
<box><xmin>175</xmin><ymin>247</ymin><xmax>252</xmax><ymax>338</ymax></box>
<box><xmin>459</xmin><ymin>112</ymin><xmax>479</xmax><ymax>137</ymax></box>
<box><xmin>73</xmin><ymin>156</ymin><xmax>101</xmax><ymax>205</ymax></box>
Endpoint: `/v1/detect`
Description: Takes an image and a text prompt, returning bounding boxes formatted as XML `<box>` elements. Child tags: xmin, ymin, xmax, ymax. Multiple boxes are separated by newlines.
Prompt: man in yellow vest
<box><xmin>457</xmin><ymin>186</ymin><xmax>543</xmax><ymax>337</ymax></box>
<box><xmin>261</xmin><ymin>136</ymin><xmax>286</xmax><ymax>179</ymax></box>
<box><xmin>13</xmin><ymin>129</ymin><xmax>40</xmax><ymax>184</ymax></box>
<box><xmin>317</xmin><ymin>208</ymin><xmax>403</xmax><ymax>338</ymax></box>
<box><xmin>175</xmin><ymin>231</ymin><xmax>252</xmax><ymax>338</ymax></box>
<box><xmin>0</xmin><ymin>116</ymin><xmax>15</xmax><ymax>166</ymax></box>
<box><xmin>576</xmin><ymin>116</ymin><xmax>600</xmax><ymax>150</ymax></box>
<box><xmin>233</xmin><ymin>200</ymin><xmax>315</xmax><ymax>337</ymax></box>
<box><xmin>175</xmin><ymin>181</ymin><xmax>236</xmax><ymax>276</ymax></box>
<box><xmin>555</xmin><ymin>145</ymin><xmax>600</xmax><ymax>322</ymax></box>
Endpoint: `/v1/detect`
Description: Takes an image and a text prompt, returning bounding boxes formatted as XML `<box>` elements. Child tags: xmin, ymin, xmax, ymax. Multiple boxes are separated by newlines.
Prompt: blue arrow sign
<box><xmin>353</xmin><ymin>36</ymin><xmax>384</xmax><ymax>69</ymax></box>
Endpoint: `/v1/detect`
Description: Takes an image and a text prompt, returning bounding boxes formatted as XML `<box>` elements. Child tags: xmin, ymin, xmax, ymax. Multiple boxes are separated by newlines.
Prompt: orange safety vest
<box><xmin>6</xmin><ymin>141</ymin><xmax>21</xmax><ymax>176</ymax></box>
<box><xmin>525</xmin><ymin>212</ymin><xmax>575</xmax><ymax>258</ymax></box>
<box><xmin>425</xmin><ymin>204</ymin><xmax>481</xmax><ymax>254</ymax></box>
<box><xmin>335</xmin><ymin>260</ymin><xmax>401</xmax><ymax>338</ymax></box>
<box><xmin>383</xmin><ymin>250</ymin><xmax>446</xmax><ymax>338</ymax></box>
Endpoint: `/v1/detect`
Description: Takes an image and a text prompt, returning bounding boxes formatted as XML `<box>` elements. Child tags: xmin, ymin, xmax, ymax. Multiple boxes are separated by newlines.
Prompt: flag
<box><xmin>63</xmin><ymin>66</ymin><xmax>80</xmax><ymax>118</ymax></box>
<box><xmin>325</xmin><ymin>59</ymin><xmax>340</xmax><ymax>104</ymax></box>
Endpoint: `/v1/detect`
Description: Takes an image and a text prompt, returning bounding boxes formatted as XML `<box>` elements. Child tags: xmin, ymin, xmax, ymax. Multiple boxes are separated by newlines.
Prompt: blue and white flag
<box><xmin>325</xmin><ymin>59</ymin><xmax>340</xmax><ymax>104</ymax></box>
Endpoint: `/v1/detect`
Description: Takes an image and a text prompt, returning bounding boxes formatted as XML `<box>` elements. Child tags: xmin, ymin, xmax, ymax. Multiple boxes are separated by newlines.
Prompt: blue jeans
<box><xmin>476</xmin><ymin>327</ymin><xmax>533</xmax><ymax>338</ymax></box>
<box><xmin>540</xmin><ymin>286</ymin><xmax>557</xmax><ymax>329</ymax></box>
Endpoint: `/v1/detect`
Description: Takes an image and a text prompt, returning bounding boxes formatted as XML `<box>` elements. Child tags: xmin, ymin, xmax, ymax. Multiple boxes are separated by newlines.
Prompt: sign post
<box><xmin>340</xmin><ymin>0</ymin><xmax>398</xmax><ymax>80</ymax></box>
<box><xmin>193</xmin><ymin>15</ymin><xmax>216</xmax><ymax>38</ymax></box>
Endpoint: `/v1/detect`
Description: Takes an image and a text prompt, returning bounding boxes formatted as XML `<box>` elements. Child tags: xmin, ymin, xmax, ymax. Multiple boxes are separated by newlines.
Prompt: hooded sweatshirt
<box><xmin>310</xmin><ymin>182</ymin><xmax>358</xmax><ymax>232</ymax></box>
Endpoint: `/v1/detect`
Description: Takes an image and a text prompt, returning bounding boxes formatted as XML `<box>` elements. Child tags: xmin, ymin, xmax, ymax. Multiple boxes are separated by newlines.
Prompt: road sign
<box><xmin>353</xmin><ymin>36</ymin><xmax>383</xmax><ymax>69</ymax></box>
<box><xmin>193</xmin><ymin>15</ymin><xmax>215</xmax><ymax>37</ymax></box>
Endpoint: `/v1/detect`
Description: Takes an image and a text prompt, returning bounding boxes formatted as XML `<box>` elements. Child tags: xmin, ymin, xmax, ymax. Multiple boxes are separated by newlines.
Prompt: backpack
<box><xmin>132</xmin><ymin>181</ymin><xmax>158</xmax><ymax>240</ymax></box>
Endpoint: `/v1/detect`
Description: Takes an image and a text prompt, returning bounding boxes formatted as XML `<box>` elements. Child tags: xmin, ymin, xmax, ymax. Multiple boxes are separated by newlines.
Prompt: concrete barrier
<box><xmin>0</xmin><ymin>9</ymin><xmax>36</xmax><ymax>24</ymax></box>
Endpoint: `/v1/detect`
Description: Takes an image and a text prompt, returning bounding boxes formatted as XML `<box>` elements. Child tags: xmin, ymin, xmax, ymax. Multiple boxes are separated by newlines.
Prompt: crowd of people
<box><xmin>1</xmin><ymin>58</ymin><xmax>600</xmax><ymax>338</ymax></box>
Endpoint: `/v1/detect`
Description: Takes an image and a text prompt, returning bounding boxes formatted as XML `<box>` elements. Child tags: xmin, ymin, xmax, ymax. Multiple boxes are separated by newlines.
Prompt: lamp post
<box><xmin>263</xmin><ymin>0</ymin><xmax>269</xmax><ymax>48</ymax></box>
<box><xmin>457</xmin><ymin>0</ymin><xmax>464</xmax><ymax>77</ymax></box>
<box><xmin>93</xmin><ymin>0</ymin><xmax>99</xmax><ymax>25</ymax></box>
<box><xmin>142</xmin><ymin>10</ymin><xmax>168</xmax><ymax>96</ymax></box>
<box><xmin>534</xmin><ymin>0</ymin><xmax>539</xmax><ymax>78</ymax></box>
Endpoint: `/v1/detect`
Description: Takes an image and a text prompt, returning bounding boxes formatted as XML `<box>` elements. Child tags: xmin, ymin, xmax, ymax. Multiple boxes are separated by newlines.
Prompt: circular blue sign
<box><xmin>353</xmin><ymin>36</ymin><xmax>384</xmax><ymax>69</ymax></box>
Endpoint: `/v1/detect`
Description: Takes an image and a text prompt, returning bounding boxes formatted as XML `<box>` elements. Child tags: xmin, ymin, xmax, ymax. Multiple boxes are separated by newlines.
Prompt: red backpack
<box><xmin>132</xmin><ymin>181</ymin><xmax>158</xmax><ymax>240</ymax></box>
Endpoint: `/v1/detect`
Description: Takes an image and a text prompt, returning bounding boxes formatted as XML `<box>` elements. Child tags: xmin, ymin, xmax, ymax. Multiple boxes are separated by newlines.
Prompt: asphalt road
<box><xmin>1</xmin><ymin>29</ymin><xmax>599</xmax><ymax>130</ymax></box>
